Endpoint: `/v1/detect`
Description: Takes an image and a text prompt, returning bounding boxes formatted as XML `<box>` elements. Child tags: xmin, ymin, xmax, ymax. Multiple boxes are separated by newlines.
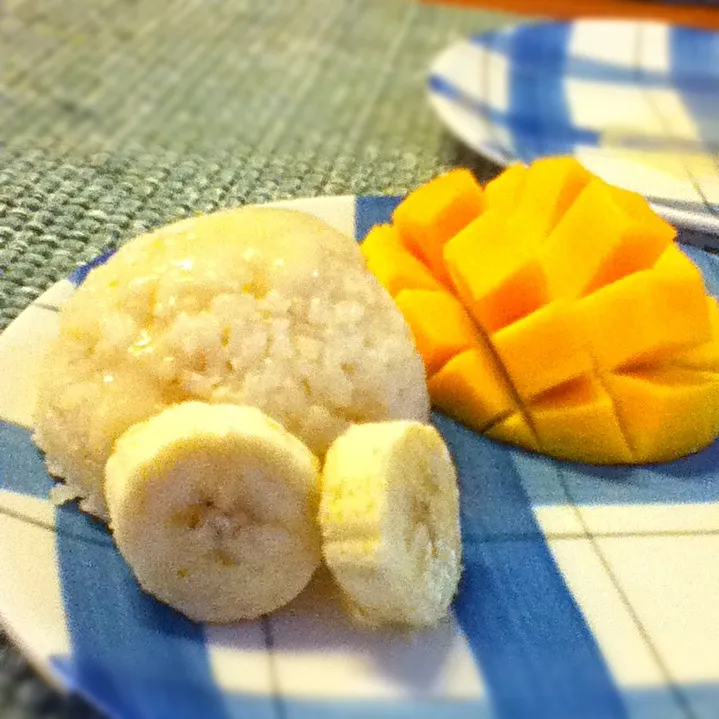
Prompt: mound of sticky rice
<box><xmin>33</xmin><ymin>207</ymin><xmax>430</xmax><ymax>519</ymax></box>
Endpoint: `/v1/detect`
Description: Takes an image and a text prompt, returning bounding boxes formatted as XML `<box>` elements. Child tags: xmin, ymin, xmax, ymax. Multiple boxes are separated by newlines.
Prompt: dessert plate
<box><xmin>1</xmin><ymin>195</ymin><xmax>719</xmax><ymax>718</ymax></box>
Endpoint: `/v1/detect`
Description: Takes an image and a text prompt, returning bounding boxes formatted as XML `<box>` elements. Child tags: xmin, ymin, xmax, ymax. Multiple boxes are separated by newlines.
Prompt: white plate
<box><xmin>2</xmin><ymin>195</ymin><xmax>719</xmax><ymax>718</ymax></box>
<box><xmin>428</xmin><ymin>19</ymin><xmax>719</xmax><ymax>240</ymax></box>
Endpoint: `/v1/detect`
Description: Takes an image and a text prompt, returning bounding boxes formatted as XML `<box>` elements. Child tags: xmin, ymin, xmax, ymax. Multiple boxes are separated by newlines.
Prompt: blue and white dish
<box><xmin>428</xmin><ymin>19</ymin><xmax>719</xmax><ymax>240</ymax></box>
<box><xmin>2</xmin><ymin>195</ymin><xmax>719</xmax><ymax>718</ymax></box>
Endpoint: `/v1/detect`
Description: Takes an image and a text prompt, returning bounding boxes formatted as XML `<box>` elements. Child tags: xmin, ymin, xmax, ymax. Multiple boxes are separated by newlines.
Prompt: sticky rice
<box><xmin>33</xmin><ymin>207</ymin><xmax>430</xmax><ymax>519</ymax></box>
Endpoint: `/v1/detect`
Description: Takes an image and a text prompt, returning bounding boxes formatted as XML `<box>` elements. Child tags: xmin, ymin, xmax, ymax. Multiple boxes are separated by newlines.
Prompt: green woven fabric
<box><xmin>0</xmin><ymin>0</ymin><xmax>517</xmax><ymax>716</ymax></box>
<box><xmin>0</xmin><ymin>0</ymin><xmax>516</xmax><ymax>331</ymax></box>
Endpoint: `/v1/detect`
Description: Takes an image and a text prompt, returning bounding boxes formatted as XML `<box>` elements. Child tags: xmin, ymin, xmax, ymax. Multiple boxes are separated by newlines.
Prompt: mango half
<box><xmin>361</xmin><ymin>160</ymin><xmax>719</xmax><ymax>464</ymax></box>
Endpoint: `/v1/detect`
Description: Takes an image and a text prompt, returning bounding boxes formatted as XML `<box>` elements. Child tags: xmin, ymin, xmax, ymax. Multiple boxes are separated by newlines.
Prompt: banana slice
<box><xmin>319</xmin><ymin>421</ymin><xmax>462</xmax><ymax>628</ymax></box>
<box><xmin>105</xmin><ymin>401</ymin><xmax>322</xmax><ymax>623</ymax></box>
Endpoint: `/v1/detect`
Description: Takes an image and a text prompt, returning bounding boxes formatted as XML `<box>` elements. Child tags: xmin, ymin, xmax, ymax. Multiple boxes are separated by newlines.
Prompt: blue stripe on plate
<box><xmin>68</xmin><ymin>248</ymin><xmax>116</xmax><ymax>287</ymax></box>
<box><xmin>55</xmin><ymin>502</ymin><xmax>229</xmax><ymax>719</ymax></box>
<box><xmin>555</xmin><ymin>440</ymin><xmax>719</xmax><ymax>507</ymax></box>
<box><xmin>507</xmin><ymin>446</ymin><xmax>575</xmax><ymax>508</ymax></box>
<box><xmin>682</xmin><ymin>244</ymin><xmax>719</xmax><ymax>294</ymax></box>
<box><xmin>430</xmin><ymin>71</ymin><xmax>715</xmax><ymax>161</ymax></box>
<box><xmin>354</xmin><ymin>196</ymin><xmax>403</xmax><ymax>242</ymax></box>
<box><xmin>678</xmin><ymin>683</ymin><xmax>719</xmax><ymax>719</ymax></box>
<box><xmin>434</xmin><ymin>414</ymin><xmax>627</xmax><ymax>719</ymax></box>
<box><xmin>428</xmin><ymin>75</ymin><xmax>599</xmax><ymax>155</ymax></box>
<box><xmin>221</xmin><ymin>695</ymin><xmax>277</xmax><ymax>719</ymax></box>
<box><xmin>670</xmin><ymin>27</ymin><xmax>719</xmax><ymax>149</ymax></box>
<box><xmin>507</xmin><ymin>23</ymin><xmax>577</xmax><ymax>162</ymax></box>
<box><xmin>620</xmin><ymin>686</ymin><xmax>688</xmax><ymax>719</ymax></box>
<box><xmin>281</xmin><ymin>698</ymin><xmax>491</xmax><ymax>719</ymax></box>
<box><xmin>440</xmin><ymin>423</ymin><xmax>546</xmax><ymax>542</ymax></box>
<box><xmin>275</xmin><ymin>685</ymin><xmax>719</xmax><ymax>719</ymax></box>
<box><xmin>0</xmin><ymin>421</ymin><xmax>54</xmax><ymax>498</ymax></box>
<box><xmin>669</xmin><ymin>26</ymin><xmax>719</xmax><ymax>83</ymax></box>
<box><xmin>429</xmin><ymin>67</ymin><xmax>719</xmax><ymax>180</ymax></box>
<box><xmin>472</xmin><ymin>24</ymin><xmax>719</xmax><ymax>91</ymax></box>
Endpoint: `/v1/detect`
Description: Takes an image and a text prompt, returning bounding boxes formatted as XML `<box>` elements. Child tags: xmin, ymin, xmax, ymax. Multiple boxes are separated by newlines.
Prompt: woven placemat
<box><xmin>0</xmin><ymin>0</ymin><xmax>516</xmax><ymax>715</ymax></box>
<box><xmin>0</xmin><ymin>0</ymin><xmax>515</xmax><ymax>330</ymax></box>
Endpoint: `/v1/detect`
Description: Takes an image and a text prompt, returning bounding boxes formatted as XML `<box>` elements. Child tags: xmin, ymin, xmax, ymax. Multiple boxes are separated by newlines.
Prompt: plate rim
<box><xmin>426</xmin><ymin>19</ymin><xmax>719</xmax><ymax>236</ymax></box>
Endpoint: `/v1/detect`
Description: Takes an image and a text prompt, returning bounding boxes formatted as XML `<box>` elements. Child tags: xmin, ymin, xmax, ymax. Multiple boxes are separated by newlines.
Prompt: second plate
<box><xmin>428</xmin><ymin>19</ymin><xmax>719</xmax><ymax>240</ymax></box>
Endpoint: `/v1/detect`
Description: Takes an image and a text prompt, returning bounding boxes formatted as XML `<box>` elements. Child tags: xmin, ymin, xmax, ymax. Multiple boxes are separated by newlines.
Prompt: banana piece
<box><xmin>319</xmin><ymin>421</ymin><xmax>462</xmax><ymax>628</ymax></box>
<box><xmin>105</xmin><ymin>401</ymin><xmax>322</xmax><ymax>623</ymax></box>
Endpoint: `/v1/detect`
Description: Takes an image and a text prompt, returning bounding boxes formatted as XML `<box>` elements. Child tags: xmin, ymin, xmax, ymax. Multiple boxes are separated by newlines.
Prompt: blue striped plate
<box><xmin>428</xmin><ymin>19</ymin><xmax>719</xmax><ymax>241</ymax></box>
<box><xmin>2</xmin><ymin>195</ymin><xmax>719</xmax><ymax>718</ymax></box>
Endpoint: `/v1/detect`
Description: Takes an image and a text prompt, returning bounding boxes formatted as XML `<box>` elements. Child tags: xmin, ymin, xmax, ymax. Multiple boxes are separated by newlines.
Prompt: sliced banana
<box><xmin>105</xmin><ymin>401</ymin><xmax>322</xmax><ymax>623</ymax></box>
<box><xmin>319</xmin><ymin>421</ymin><xmax>462</xmax><ymax>628</ymax></box>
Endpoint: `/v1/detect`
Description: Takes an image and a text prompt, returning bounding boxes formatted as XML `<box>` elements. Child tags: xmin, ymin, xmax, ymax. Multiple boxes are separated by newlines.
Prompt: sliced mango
<box><xmin>394</xmin><ymin>289</ymin><xmax>482</xmax><ymax>375</ymax></box>
<box><xmin>392</xmin><ymin>168</ymin><xmax>484</xmax><ymax>286</ymax></box>
<box><xmin>444</xmin><ymin>210</ymin><xmax>549</xmax><ymax>333</ymax></box>
<box><xmin>362</xmin><ymin>158</ymin><xmax>719</xmax><ymax>464</ymax></box>
<box><xmin>511</xmin><ymin>157</ymin><xmax>592</xmax><ymax>237</ymax></box>
<box><xmin>542</xmin><ymin>179</ymin><xmax>673</xmax><ymax>298</ymax></box>
<box><xmin>361</xmin><ymin>222</ymin><xmax>404</xmax><ymax>260</ymax></box>
<box><xmin>528</xmin><ymin>378</ymin><xmax>633</xmax><ymax>464</ymax></box>
<box><xmin>485</xmin><ymin>164</ymin><xmax>527</xmax><ymax>216</ymax></box>
<box><xmin>654</xmin><ymin>243</ymin><xmax>708</xmax><ymax>292</ymax></box>
<box><xmin>492</xmin><ymin>300</ymin><xmax>593</xmax><ymax>399</ymax></box>
<box><xmin>428</xmin><ymin>345</ymin><xmax>516</xmax><ymax>432</ymax></box>
<box><xmin>673</xmin><ymin>297</ymin><xmax>719</xmax><ymax>371</ymax></box>
<box><xmin>604</xmin><ymin>367</ymin><xmax>719</xmax><ymax>463</ymax></box>
<box><xmin>485</xmin><ymin>412</ymin><xmax>539</xmax><ymax>452</ymax></box>
<box><xmin>607</xmin><ymin>185</ymin><xmax>677</xmax><ymax>241</ymax></box>
<box><xmin>362</xmin><ymin>224</ymin><xmax>444</xmax><ymax>296</ymax></box>
<box><xmin>579</xmin><ymin>247</ymin><xmax>711</xmax><ymax>370</ymax></box>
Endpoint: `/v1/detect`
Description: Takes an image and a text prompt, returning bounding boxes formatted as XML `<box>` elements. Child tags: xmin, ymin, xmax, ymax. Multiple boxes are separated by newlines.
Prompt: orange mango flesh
<box><xmin>603</xmin><ymin>367</ymin><xmax>719</xmax><ymax>463</ymax></box>
<box><xmin>361</xmin><ymin>224</ymin><xmax>444</xmax><ymax>295</ymax></box>
<box><xmin>527</xmin><ymin>378</ymin><xmax>633</xmax><ymax>464</ymax></box>
<box><xmin>484</xmin><ymin>164</ymin><xmax>527</xmax><ymax>216</ymax></box>
<box><xmin>444</xmin><ymin>211</ymin><xmax>549</xmax><ymax>333</ymax></box>
<box><xmin>392</xmin><ymin>168</ymin><xmax>485</xmax><ymax>287</ymax></box>
<box><xmin>427</xmin><ymin>346</ymin><xmax>517</xmax><ymax>432</ymax></box>
<box><xmin>608</xmin><ymin>185</ymin><xmax>678</xmax><ymax>241</ymax></box>
<box><xmin>491</xmin><ymin>300</ymin><xmax>593</xmax><ymax>399</ymax></box>
<box><xmin>541</xmin><ymin>179</ymin><xmax>674</xmax><ymax>299</ymax></box>
<box><xmin>511</xmin><ymin>156</ymin><xmax>592</xmax><ymax>237</ymax></box>
<box><xmin>578</xmin><ymin>246</ymin><xmax>710</xmax><ymax>371</ymax></box>
<box><xmin>362</xmin><ymin>156</ymin><xmax>719</xmax><ymax>464</ymax></box>
<box><xmin>361</xmin><ymin>221</ymin><xmax>404</xmax><ymax>257</ymax></box>
<box><xmin>394</xmin><ymin>290</ymin><xmax>482</xmax><ymax>376</ymax></box>
<box><xmin>673</xmin><ymin>298</ymin><xmax>719</xmax><ymax>371</ymax></box>
<box><xmin>485</xmin><ymin>412</ymin><xmax>540</xmax><ymax>452</ymax></box>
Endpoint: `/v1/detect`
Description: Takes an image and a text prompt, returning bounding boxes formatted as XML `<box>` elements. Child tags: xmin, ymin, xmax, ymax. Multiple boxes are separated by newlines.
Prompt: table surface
<box><xmin>436</xmin><ymin>0</ymin><xmax>719</xmax><ymax>30</ymax></box>
<box><xmin>0</xmin><ymin>1</ymin><xmax>520</xmax><ymax>716</ymax></box>
<box><xmin>11</xmin><ymin>3</ymin><xmax>719</xmax><ymax>719</ymax></box>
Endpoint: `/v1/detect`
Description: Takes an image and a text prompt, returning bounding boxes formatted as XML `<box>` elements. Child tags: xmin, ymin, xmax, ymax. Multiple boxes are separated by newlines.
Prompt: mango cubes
<box><xmin>361</xmin><ymin>160</ymin><xmax>719</xmax><ymax>464</ymax></box>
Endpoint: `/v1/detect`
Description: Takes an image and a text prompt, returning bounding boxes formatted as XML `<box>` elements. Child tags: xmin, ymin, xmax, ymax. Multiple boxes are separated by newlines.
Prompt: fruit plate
<box><xmin>2</xmin><ymin>194</ymin><xmax>719</xmax><ymax>719</ymax></box>
<box><xmin>427</xmin><ymin>19</ymin><xmax>719</xmax><ymax>243</ymax></box>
